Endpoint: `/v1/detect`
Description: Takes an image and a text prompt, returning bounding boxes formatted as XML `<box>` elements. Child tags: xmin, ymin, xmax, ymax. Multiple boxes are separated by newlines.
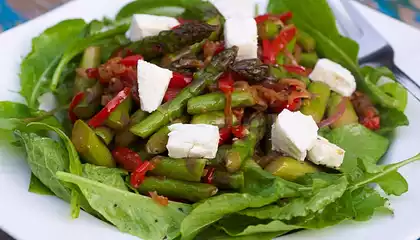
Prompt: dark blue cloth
<box><xmin>0</xmin><ymin>0</ymin><xmax>26</xmax><ymax>30</ymax></box>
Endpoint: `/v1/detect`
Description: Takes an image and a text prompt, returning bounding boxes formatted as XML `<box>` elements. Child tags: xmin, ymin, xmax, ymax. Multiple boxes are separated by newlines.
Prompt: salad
<box><xmin>1</xmin><ymin>0</ymin><xmax>419</xmax><ymax>239</ymax></box>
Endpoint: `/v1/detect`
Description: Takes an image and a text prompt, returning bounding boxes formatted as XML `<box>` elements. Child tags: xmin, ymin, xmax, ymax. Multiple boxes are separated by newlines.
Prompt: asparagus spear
<box><xmin>124</xmin><ymin>22</ymin><xmax>217</xmax><ymax>59</ymax></box>
<box><xmin>299</xmin><ymin>52</ymin><xmax>319</xmax><ymax>68</ymax></box>
<box><xmin>187</xmin><ymin>91</ymin><xmax>256</xmax><ymax>115</ymax></box>
<box><xmin>262</xmin><ymin>114</ymin><xmax>277</xmax><ymax>155</ymax></box>
<box><xmin>146</xmin><ymin>116</ymin><xmax>190</xmax><ymax>155</ymax></box>
<box><xmin>264</xmin><ymin>156</ymin><xmax>319</xmax><ymax>181</ymax></box>
<box><xmin>73</xmin><ymin>47</ymin><xmax>102</xmax><ymax>119</ymax></box>
<box><xmin>94</xmin><ymin>126</ymin><xmax>114</xmax><ymax>145</ymax></box>
<box><xmin>207</xmin><ymin>145</ymin><xmax>231</xmax><ymax>168</ymax></box>
<box><xmin>73</xmin><ymin>81</ymin><xmax>103</xmax><ymax>119</ymax></box>
<box><xmin>301</xmin><ymin>82</ymin><xmax>331</xmax><ymax>123</ymax></box>
<box><xmin>150</xmin><ymin>156</ymin><xmax>207</xmax><ymax>182</ymax></box>
<box><xmin>71</xmin><ymin>120</ymin><xmax>115</xmax><ymax>167</ymax></box>
<box><xmin>137</xmin><ymin>177</ymin><xmax>218</xmax><ymax>202</ymax></box>
<box><xmin>297</xmin><ymin>30</ymin><xmax>316</xmax><ymax>52</ymax></box>
<box><xmin>212</xmin><ymin>170</ymin><xmax>244</xmax><ymax>190</ymax></box>
<box><xmin>231</xmin><ymin>59</ymin><xmax>270</xmax><ymax>83</ymax></box>
<box><xmin>327</xmin><ymin>93</ymin><xmax>358</xmax><ymax>128</ymax></box>
<box><xmin>104</xmin><ymin>96</ymin><xmax>132</xmax><ymax>130</ymax></box>
<box><xmin>114</xmin><ymin>109</ymin><xmax>149</xmax><ymax>147</ymax></box>
<box><xmin>190</xmin><ymin>111</ymin><xmax>239</xmax><ymax>128</ymax></box>
<box><xmin>130</xmin><ymin>47</ymin><xmax>238</xmax><ymax>138</ymax></box>
<box><xmin>225</xmin><ymin>112</ymin><xmax>266</xmax><ymax>173</ymax></box>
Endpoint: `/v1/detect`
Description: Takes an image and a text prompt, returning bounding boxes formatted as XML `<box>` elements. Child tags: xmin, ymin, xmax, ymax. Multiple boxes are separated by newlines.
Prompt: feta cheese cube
<box><xmin>308</xmin><ymin>136</ymin><xmax>345</xmax><ymax>169</ymax></box>
<box><xmin>166</xmin><ymin>124</ymin><xmax>219</xmax><ymax>159</ymax></box>
<box><xmin>126</xmin><ymin>14</ymin><xmax>179</xmax><ymax>42</ymax></box>
<box><xmin>271</xmin><ymin>109</ymin><xmax>319</xmax><ymax>160</ymax></box>
<box><xmin>137</xmin><ymin>60</ymin><xmax>173</xmax><ymax>112</ymax></box>
<box><xmin>210</xmin><ymin>0</ymin><xmax>255</xmax><ymax>19</ymax></box>
<box><xmin>224</xmin><ymin>18</ymin><xmax>258</xmax><ymax>60</ymax></box>
<box><xmin>309</xmin><ymin>58</ymin><xmax>356</xmax><ymax>97</ymax></box>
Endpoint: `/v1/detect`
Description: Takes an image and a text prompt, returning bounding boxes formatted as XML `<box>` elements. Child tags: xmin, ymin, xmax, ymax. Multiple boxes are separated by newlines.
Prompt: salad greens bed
<box><xmin>0</xmin><ymin>0</ymin><xmax>418</xmax><ymax>239</ymax></box>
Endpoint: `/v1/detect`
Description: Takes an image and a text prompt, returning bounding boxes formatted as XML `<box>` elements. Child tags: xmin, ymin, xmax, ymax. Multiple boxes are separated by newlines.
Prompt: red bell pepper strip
<box><xmin>163</xmin><ymin>88</ymin><xmax>181</xmax><ymax>102</ymax></box>
<box><xmin>130</xmin><ymin>161</ymin><xmax>155</xmax><ymax>188</ymax></box>
<box><xmin>112</xmin><ymin>147</ymin><xmax>142</xmax><ymax>172</ymax></box>
<box><xmin>120</xmin><ymin>55</ymin><xmax>143</xmax><ymax>67</ymax></box>
<box><xmin>262</xmin><ymin>39</ymin><xmax>275</xmax><ymax>64</ymax></box>
<box><xmin>219</xmin><ymin>72</ymin><xmax>234</xmax><ymax>127</ymax></box>
<box><xmin>68</xmin><ymin>92</ymin><xmax>85</xmax><ymax>123</ymax></box>
<box><xmin>361</xmin><ymin>116</ymin><xmax>380</xmax><ymax>131</ymax></box>
<box><xmin>169</xmin><ymin>72</ymin><xmax>193</xmax><ymax>88</ymax></box>
<box><xmin>254</xmin><ymin>11</ymin><xmax>293</xmax><ymax>24</ymax></box>
<box><xmin>219</xmin><ymin>127</ymin><xmax>232</xmax><ymax>145</ymax></box>
<box><xmin>282</xmin><ymin>64</ymin><xmax>308</xmax><ymax>76</ymax></box>
<box><xmin>88</xmin><ymin>87</ymin><xmax>131</xmax><ymax>128</ymax></box>
<box><xmin>203</xmin><ymin>167</ymin><xmax>216</xmax><ymax>184</ymax></box>
<box><xmin>271</xmin><ymin>25</ymin><xmax>297</xmax><ymax>57</ymax></box>
<box><xmin>231</xmin><ymin>125</ymin><xmax>248</xmax><ymax>139</ymax></box>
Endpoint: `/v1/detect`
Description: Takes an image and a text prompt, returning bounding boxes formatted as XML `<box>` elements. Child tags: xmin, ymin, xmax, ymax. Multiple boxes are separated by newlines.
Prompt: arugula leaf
<box><xmin>239</xmin><ymin>174</ymin><xmax>348</xmax><ymax>221</ymax></box>
<box><xmin>20</xmin><ymin>19</ymin><xmax>86</xmax><ymax>108</ymax></box>
<box><xmin>217</xmin><ymin>215</ymin><xmax>299</xmax><ymax>237</ymax></box>
<box><xmin>57</xmin><ymin>172</ymin><xmax>191</xmax><ymax>240</ymax></box>
<box><xmin>324</xmin><ymin>124</ymin><xmax>389</xmax><ymax>176</ymax></box>
<box><xmin>50</xmin><ymin>24</ymin><xmax>129</xmax><ymax>91</ymax></box>
<box><xmin>116</xmin><ymin>0</ymin><xmax>219</xmax><ymax>21</ymax></box>
<box><xmin>16</xmin><ymin>131</ymin><xmax>71</xmax><ymax>201</ymax></box>
<box><xmin>28</xmin><ymin>174</ymin><xmax>54</xmax><ymax>196</ymax></box>
<box><xmin>376</xmin><ymin>107</ymin><xmax>409</xmax><ymax>136</ymax></box>
<box><xmin>196</xmin><ymin>227</ymin><xmax>284</xmax><ymax>240</ymax></box>
<box><xmin>180</xmin><ymin>160</ymin><xmax>302</xmax><ymax>240</ymax></box>
<box><xmin>82</xmin><ymin>164</ymin><xmax>128</xmax><ymax>191</ymax></box>
<box><xmin>27</xmin><ymin>122</ymin><xmax>83</xmax><ymax>218</ymax></box>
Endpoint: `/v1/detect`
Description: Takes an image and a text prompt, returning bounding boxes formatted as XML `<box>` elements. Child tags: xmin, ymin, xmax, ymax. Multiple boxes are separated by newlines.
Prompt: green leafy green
<box><xmin>50</xmin><ymin>24</ymin><xmax>129</xmax><ymax>91</ymax></box>
<box><xmin>28</xmin><ymin>174</ymin><xmax>54</xmax><ymax>196</ymax></box>
<box><xmin>116</xmin><ymin>0</ymin><xmax>219</xmax><ymax>21</ymax></box>
<box><xmin>376</xmin><ymin>107</ymin><xmax>409</xmax><ymax>135</ymax></box>
<box><xmin>195</xmin><ymin>227</ymin><xmax>284</xmax><ymax>240</ymax></box>
<box><xmin>20</xmin><ymin>19</ymin><xmax>86</xmax><ymax>108</ymax></box>
<box><xmin>16</xmin><ymin>131</ymin><xmax>71</xmax><ymax>201</ymax></box>
<box><xmin>27</xmin><ymin>122</ymin><xmax>83</xmax><ymax>218</ymax></box>
<box><xmin>239</xmin><ymin>174</ymin><xmax>348</xmax><ymax>221</ymax></box>
<box><xmin>82</xmin><ymin>164</ymin><xmax>128</xmax><ymax>191</ymax></box>
<box><xmin>324</xmin><ymin>124</ymin><xmax>390</xmax><ymax>176</ymax></box>
<box><xmin>217</xmin><ymin>215</ymin><xmax>298</xmax><ymax>237</ymax></box>
<box><xmin>57</xmin><ymin>172</ymin><xmax>191</xmax><ymax>240</ymax></box>
<box><xmin>180</xmin><ymin>160</ymin><xmax>302</xmax><ymax>240</ymax></box>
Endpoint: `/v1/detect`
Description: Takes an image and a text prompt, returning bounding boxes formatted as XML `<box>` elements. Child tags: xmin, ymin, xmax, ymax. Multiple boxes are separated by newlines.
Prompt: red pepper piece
<box><xmin>88</xmin><ymin>87</ymin><xmax>131</xmax><ymax>128</ymax></box>
<box><xmin>262</xmin><ymin>39</ymin><xmax>275</xmax><ymax>64</ymax></box>
<box><xmin>149</xmin><ymin>191</ymin><xmax>169</xmax><ymax>206</ymax></box>
<box><xmin>218</xmin><ymin>72</ymin><xmax>234</xmax><ymax>94</ymax></box>
<box><xmin>231</xmin><ymin>125</ymin><xmax>248</xmax><ymax>139</ymax></box>
<box><xmin>163</xmin><ymin>88</ymin><xmax>181</xmax><ymax>102</ymax></box>
<box><xmin>271</xmin><ymin>25</ymin><xmax>297</xmax><ymax>56</ymax></box>
<box><xmin>68</xmin><ymin>92</ymin><xmax>85</xmax><ymax>123</ymax></box>
<box><xmin>130</xmin><ymin>161</ymin><xmax>155</xmax><ymax>188</ymax></box>
<box><xmin>219</xmin><ymin>127</ymin><xmax>232</xmax><ymax>145</ymax></box>
<box><xmin>204</xmin><ymin>167</ymin><xmax>216</xmax><ymax>184</ymax></box>
<box><xmin>86</xmin><ymin>68</ymin><xmax>99</xmax><ymax>79</ymax></box>
<box><xmin>286</xmin><ymin>98</ymin><xmax>301</xmax><ymax>111</ymax></box>
<box><xmin>362</xmin><ymin>116</ymin><xmax>380</xmax><ymax>131</ymax></box>
<box><xmin>112</xmin><ymin>147</ymin><xmax>142</xmax><ymax>172</ymax></box>
<box><xmin>169</xmin><ymin>72</ymin><xmax>193</xmax><ymax>88</ymax></box>
<box><xmin>120</xmin><ymin>55</ymin><xmax>143</xmax><ymax>67</ymax></box>
<box><xmin>282</xmin><ymin>64</ymin><xmax>307</xmax><ymax>76</ymax></box>
<box><xmin>254</xmin><ymin>12</ymin><xmax>293</xmax><ymax>24</ymax></box>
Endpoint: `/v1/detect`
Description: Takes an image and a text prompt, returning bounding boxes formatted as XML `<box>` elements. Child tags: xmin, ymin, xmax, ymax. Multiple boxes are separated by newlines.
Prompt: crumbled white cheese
<box><xmin>308</xmin><ymin>136</ymin><xmax>345</xmax><ymax>169</ymax></box>
<box><xmin>224</xmin><ymin>17</ymin><xmax>258</xmax><ymax>60</ymax></box>
<box><xmin>309</xmin><ymin>58</ymin><xmax>356</xmax><ymax>97</ymax></box>
<box><xmin>126</xmin><ymin>14</ymin><xmax>179</xmax><ymax>42</ymax></box>
<box><xmin>166</xmin><ymin>124</ymin><xmax>219</xmax><ymax>159</ymax></box>
<box><xmin>271</xmin><ymin>109</ymin><xmax>319</xmax><ymax>160</ymax></box>
<box><xmin>137</xmin><ymin>60</ymin><xmax>172</xmax><ymax>113</ymax></box>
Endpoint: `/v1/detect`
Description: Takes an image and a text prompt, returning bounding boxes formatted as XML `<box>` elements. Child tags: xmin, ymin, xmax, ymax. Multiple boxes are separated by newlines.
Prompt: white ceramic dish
<box><xmin>1</xmin><ymin>1</ymin><xmax>420</xmax><ymax>239</ymax></box>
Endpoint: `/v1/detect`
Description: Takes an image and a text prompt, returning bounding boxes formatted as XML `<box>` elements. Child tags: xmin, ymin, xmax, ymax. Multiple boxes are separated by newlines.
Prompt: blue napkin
<box><xmin>0</xmin><ymin>0</ymin><xmax>26</xmax><ymax>31</ymax></box>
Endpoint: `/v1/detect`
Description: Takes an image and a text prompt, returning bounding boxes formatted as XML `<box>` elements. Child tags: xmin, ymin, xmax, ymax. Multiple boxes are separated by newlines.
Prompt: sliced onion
<box><xmin>318</xmin><ymin>97</ymin><xmax>348</xmax><ymax>128</ymax></box>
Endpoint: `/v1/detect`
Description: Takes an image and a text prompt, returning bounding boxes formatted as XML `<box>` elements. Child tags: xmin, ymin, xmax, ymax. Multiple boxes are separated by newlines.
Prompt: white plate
<box><xmin>1</xmin><ymin>1</ymin><xmax>420</xmax><ymax>240</ymax></box>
